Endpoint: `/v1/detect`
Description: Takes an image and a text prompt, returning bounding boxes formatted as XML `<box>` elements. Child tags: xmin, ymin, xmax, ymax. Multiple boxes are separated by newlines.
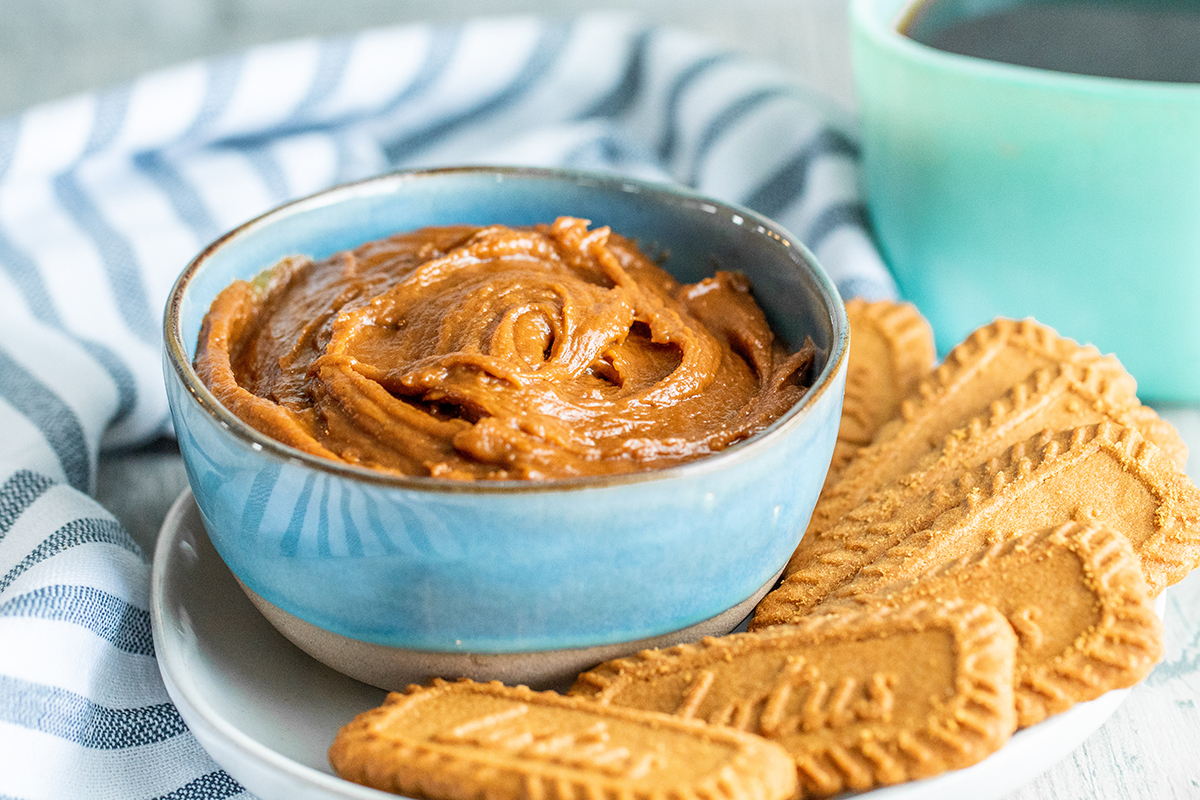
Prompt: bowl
<box><xmin>852</xmin><ymin>0</ymin><xmax>1200</xmax><ymax>401</ymax></box>
<box><xmin>162</xmin><ymin>166</ymin><xmax>848</xmax><ymax>689</ymax></box>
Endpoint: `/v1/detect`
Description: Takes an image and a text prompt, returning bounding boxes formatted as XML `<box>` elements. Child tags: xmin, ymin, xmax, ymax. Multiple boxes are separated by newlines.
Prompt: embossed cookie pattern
<box><xmin>764</xmin><ymin>364</ymin><xmax>1187</xmax><ymax>620</ymax></box>
<box><xmin>852</xmin><ymin>422</ymin><xmax>1200</xmax><ymax>597</ymax></box>
<box><xmin>807</xmin><ymin>521</ymin><xmax>1164</xmax><ymax>727</ymax></box>
<box><xmin>799</xmin><ymin>318</ymin><xmax>1126</xmax><ymax>550</ymax></box>
<box><xmin>757</xmin><ymin>422</ymin><xmax>1200</xmax><ymax>627</ymax></box>
<box><xmin>572</xmin><ymin>602</ymin><xmax>1017</xmax><ymax>798</ymax></box>
<box><xmin>329</xmin><ymin>679</ymin><xmax>799</xmax><ymax>800</ymax></box>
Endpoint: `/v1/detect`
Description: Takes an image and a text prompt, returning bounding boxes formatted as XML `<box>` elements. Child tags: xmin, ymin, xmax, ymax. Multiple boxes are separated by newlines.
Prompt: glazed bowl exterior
<box><xmin>852</xmin><ymin>0</ymin><xmax>1200</xmax><ymax>401</ymax></box>
<box><xmin>163</xmin><ymin>166</ymin><xmax>847</xmax><ymax>657</ymax></box>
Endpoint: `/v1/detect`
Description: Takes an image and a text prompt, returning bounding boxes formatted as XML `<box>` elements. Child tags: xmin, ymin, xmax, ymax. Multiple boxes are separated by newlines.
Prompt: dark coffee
<box><xmin>904</xmin><ymin>0</ymin><xmax>1200</xmax><ymax>83</ymax></box>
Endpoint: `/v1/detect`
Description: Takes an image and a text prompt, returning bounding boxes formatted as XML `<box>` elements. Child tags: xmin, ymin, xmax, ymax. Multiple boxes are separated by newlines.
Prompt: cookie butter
<box><xmin>195</xmin><ymin>217</ymin><xmax>814</xmax><ymax>480</ymax></box>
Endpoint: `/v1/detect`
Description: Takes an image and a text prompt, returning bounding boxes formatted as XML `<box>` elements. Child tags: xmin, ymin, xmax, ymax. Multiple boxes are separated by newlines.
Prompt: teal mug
<box><xmin>852</xmin><ymin>0</ymin><xmax>1200</xmax><ymax>401</ymax></box>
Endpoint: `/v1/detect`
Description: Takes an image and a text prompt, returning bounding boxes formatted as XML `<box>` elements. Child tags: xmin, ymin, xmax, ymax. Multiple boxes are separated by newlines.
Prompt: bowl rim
<box><xmin>854</xmin><ymin>0</ymin><xmax>1200</xmax><ymax>99</ymax></box>
<box><xmin>163</xmin><ymin>164</ymin><xmax>849</xmax><ymax>495</ymax></box>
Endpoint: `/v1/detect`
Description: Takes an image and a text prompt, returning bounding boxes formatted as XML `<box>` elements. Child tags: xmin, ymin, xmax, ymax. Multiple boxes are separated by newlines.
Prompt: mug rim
<box><xmin>852</xmin><ymin>0</ymin><xmax>1200</xmax><ymax>99</ymax></box>
<box><xmin>163</xmin><ymin>165</ymin><xmax>849</xmax><ymax>496</ymax></box>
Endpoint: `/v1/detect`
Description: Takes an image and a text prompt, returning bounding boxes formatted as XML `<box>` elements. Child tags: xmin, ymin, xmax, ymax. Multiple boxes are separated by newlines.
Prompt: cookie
<box><xmin>329</xmin><ymin>678</ymin><xmax>799</xmax><ymax>800</ymax></box>
<box><xmin>758</xmin><ymin>422</ymin><xmax>1200</xmax><ymax>625</ymax></box>
<box><xmin>571</xmin><ymin>602</ymin><xmax>1017</xmax><ymax>798</ymax></box>
<box><xmin>829</xmin><ymin>299</ymin><xmax>936</xmax><ymax>479</ymax></box>
<box><xmin>801</xmin><ymin>319</ymin><xmax>1131</xmax><ymax>549</ymax></box>
<box><xmin>806</xmin><ymin>521</ymin><xmax>1163</xmax><ymax>727</ymax></box>
<box><xmin>766</xmin><ymin>362</ymin><xmax>1186</xmax><ymax>617</ymax></box>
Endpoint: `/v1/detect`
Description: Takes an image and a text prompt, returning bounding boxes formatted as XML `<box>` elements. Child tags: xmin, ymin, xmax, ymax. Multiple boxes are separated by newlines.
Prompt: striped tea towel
<box><xmin>0</xmin><ymin>12</ymin><xmax>896</xmax><ymax>799</ymax></box>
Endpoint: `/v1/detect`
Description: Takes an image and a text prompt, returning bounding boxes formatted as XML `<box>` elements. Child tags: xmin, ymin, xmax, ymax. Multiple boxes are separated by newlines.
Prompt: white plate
<box><xmin>151</xmin><ymin>489</ymin><xmax>1139</xmax><ymax>800</ymax></box>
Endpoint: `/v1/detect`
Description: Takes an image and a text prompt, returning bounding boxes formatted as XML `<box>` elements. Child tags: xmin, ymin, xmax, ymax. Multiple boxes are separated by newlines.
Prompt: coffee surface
<box><xmin>905</xmin><ymin>0</ymin><xmax>1200</xmax><ymax>82</ymax></box>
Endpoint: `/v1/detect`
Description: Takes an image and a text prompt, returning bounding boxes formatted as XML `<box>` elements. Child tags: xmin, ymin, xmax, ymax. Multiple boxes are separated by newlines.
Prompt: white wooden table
<box><xmin>10</xmin><ymin>0</ymin><xmax>1195</xmax><ymax>796</ymax></box>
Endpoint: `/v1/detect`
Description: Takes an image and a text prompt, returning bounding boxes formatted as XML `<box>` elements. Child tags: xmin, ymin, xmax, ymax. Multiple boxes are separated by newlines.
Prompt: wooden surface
<box><xmin>11</xmin><ymin>0</ymin><xmax>1195</xmax><ymax>796</ymax></box>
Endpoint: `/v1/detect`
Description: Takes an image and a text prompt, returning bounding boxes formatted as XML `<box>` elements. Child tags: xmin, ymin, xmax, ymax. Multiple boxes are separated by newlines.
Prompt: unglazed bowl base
<box><xmin>235</xmin><ymin>570</ymin><xmax>784</xmax><ymax>692</ymax></box>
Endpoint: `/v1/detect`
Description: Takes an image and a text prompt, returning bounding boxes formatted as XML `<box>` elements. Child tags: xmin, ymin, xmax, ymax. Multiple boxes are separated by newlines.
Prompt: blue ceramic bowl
<box><xmin>163</xmin><ymin>166</ymin><xmax>847</xmax><ymax>688</ymax></box>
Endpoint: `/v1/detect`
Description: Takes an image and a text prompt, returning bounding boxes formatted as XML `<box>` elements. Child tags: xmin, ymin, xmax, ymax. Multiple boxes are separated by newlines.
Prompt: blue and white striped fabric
<box><xmin>0</xmin><ymin>13</ymin><xmax>896</xmax><ymax>799</ymax></box>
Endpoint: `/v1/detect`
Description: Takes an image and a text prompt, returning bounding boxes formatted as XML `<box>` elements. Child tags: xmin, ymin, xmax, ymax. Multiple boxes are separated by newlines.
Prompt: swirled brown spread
<box><xmin>195</xmin><ymin>217</ymin><xmax>814</xmax><ymax>480</ymax></box>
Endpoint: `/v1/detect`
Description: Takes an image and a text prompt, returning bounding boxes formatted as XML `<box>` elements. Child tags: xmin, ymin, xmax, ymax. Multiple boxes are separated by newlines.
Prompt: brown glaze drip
<box><xmin>195</xmin><ymin>217</ymin><xmax>813</xmax><ymax>480</ymax></box>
